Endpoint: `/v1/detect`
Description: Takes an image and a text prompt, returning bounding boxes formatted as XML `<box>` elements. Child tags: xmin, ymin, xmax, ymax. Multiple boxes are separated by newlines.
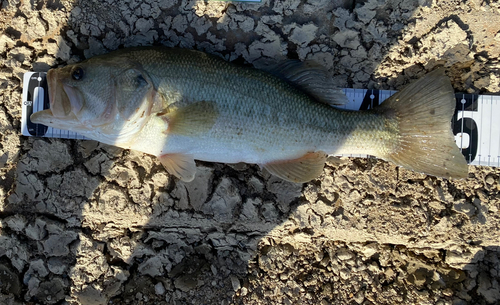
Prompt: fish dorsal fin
<box><xmin>263</xmin><ymin>151</ymin><xmax>327</xmax><ymax>183</ymax></box>
<box><xmin>159</xmin><ymin>153</ymin><xmax>197</xmax><ymax>182</ymax></box>
<box><xmin>269</xmin><ymin>60</ymin><xmax>348</xmax><ymax>106</ymax></box>
<box><xmin>162</xmin><ymin>101</ymin><xmax>219</xmax><ymax>136</ymax></box>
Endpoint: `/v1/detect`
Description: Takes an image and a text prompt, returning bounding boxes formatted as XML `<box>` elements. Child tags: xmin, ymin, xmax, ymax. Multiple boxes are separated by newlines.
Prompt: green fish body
<box><xmin>31</xmin><ymin>47</ymin><xmax>468</xmax><ymax>182</ymax></box>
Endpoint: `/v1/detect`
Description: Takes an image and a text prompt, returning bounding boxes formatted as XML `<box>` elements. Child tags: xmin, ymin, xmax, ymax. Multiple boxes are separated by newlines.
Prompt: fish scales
<box><xmin>31</xmin><ymin>47</ymin><xmax>468</xmax><ymax>182</ymax></box>
<box><xmin>127</xmin><ymin>49</ymin><xmax>388</xmax><ymax>159</ymax></box>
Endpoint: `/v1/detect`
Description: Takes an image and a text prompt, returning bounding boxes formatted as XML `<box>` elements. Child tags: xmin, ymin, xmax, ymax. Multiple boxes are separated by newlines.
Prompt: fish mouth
<box><xmin>47</xmin><ymin>69</ymin><xmax>83</xmax><ymax>118</ymax></box>
<box><xmin>30</xmin><ymin>69</ymin><xmax>86</xmax><ymax>130</ymax></box>
<box><xmin>30</xmin><ymin>107</ymin><xmax>91</xmax><ymax>131</ymax></box>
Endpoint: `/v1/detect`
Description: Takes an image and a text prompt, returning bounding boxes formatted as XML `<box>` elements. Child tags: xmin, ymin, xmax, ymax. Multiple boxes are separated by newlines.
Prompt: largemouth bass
<box><xmin>30</xmin><ymin>47</ymin><xmax>468</xmax><ymax>182</ymax></box>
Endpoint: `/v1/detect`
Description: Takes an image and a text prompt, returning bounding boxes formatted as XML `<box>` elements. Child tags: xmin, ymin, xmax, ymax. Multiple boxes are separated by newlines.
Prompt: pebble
<box><xmin>155</xmin><ymin>282</ymin><xmax>166</xmax><ymax>295</ymax></box>
<box><xmin>337</xmin><ymin>248</ymin><xmax>355</xmax><ymax>261</ymax></box>
<box><xmin>2</xmin><ymin>1</ymin><xmax>500</xmax><ymax>305</ymax></box>
<box><xmin>230</xmin><ymin>275</ymin><xmax>241</xmax><ymax>291</ymax></box>
<box><xmin>286</xmin><ymin>22</ymin><xmax>318</xmax><ymax>47</ymax></box>
<box><xmin>135</xmin><ymin>18</ymin><xmax>154</xmax><ymax>33</ymax></box>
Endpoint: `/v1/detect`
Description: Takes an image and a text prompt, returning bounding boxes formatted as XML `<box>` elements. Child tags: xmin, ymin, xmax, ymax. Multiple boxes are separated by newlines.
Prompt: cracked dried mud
<box><xmin>1</xmin><ymin>0</ymin><xmax>500</xmax><ymax>304</ymax></box>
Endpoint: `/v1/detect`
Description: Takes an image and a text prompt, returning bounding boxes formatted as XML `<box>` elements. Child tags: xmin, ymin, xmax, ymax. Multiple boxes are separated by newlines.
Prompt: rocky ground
<box><xmin>1</xmin><ymin>0</ymin><xmax>500</xmax><ymax>304</ymax></box>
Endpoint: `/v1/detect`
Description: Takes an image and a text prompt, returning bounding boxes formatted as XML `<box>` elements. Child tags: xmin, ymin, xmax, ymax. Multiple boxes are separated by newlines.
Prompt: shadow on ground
<box><xmin>1</xmin><ymin>0</ymin><xmax>500</xmax><ymax>304</ymax></box>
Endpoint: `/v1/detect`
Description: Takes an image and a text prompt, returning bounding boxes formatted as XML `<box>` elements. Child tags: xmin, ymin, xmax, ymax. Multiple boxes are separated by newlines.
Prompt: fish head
<box><xmin>31</xmin><ymin>54</ymin><xmax>158</xmax><ymax>142</ymax></box>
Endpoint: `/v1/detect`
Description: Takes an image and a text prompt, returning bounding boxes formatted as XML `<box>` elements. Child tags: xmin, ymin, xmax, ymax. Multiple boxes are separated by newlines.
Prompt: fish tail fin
<box><xmin>378</xmin><ymin>68</ymin><xmax>468</xmax><ymax>179</ymax></box>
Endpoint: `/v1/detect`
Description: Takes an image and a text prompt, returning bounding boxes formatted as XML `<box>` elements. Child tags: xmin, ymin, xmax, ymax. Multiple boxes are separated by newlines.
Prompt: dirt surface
<box><xmin>1</xmin><ymin>0</ymin><xmax>500</xmax><ymax>304</ymax></box>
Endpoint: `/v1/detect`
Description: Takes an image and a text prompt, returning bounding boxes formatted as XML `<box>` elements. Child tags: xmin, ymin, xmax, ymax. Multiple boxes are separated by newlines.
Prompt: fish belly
<box><xmin>134</xmin><ymin>100</ymin><xmax>385</xmax><ymax>166</ymax></box>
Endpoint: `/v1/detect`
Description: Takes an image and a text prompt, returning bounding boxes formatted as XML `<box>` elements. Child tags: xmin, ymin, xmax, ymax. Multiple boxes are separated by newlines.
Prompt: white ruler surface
<box><xmin>22</xmin><ymin>72</ymin><xmax>500</xmax><ymax>167</ymax></box>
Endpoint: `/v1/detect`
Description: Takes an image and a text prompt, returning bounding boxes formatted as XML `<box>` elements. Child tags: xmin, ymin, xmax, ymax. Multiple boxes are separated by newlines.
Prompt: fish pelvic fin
<box><xmin>378</xmin><ymin>68</ymin><xmax>468</xmax><ymax>179</ymax></box>
<box><xmin>263</xmin><ymin>151</ymin><xmax>327</xmax><ymax>183</ymax></box>
<box><xmin>159</xmin><ymin>153</ymin><xmax>197</xmax><ymax>182</ymax></box>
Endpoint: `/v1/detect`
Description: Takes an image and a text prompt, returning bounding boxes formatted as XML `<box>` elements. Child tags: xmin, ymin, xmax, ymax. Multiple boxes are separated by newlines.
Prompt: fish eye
<box><xmin>71</xmin><ymin>67</ymin><xmax>84</xmax><ymax>80</ymax></box>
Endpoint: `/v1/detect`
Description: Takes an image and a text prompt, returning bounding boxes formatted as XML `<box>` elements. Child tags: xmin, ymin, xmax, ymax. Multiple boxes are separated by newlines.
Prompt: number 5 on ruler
<box><xmin>453</xmin><ymin>95</ymin><xmax>500</xmax><ymax>166</ymax></box>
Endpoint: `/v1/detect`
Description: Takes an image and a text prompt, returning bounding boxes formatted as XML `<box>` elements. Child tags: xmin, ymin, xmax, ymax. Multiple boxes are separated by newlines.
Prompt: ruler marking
<box><xmin>460</xmin><ymin>94</ymin><xmax>465</xmax><ymax>153</ymax></box>
<box><xmin>36</xmin><ymin>75</ymin><xmax>40</xmax><ymax>137</ymax></box>
<box><xmin>370</xmin><ymin>89</ymin><xmax>374</xmax><ymax>109</ymax></box>
<box><xmin>471</xmin><ymin>95</ymin><xmax>475</xmax><ymax>164</ymax></box>
<box><xmin>497</xmin><ymin>96</ymin><xmax>500</xmax><ymax>167</ymax></box>
<box><xmin>489</xmin><ymin>95</ymin><xmax>493</xmax><ymax>166</ymax></box>
<box><xmin>479</xmin><ymin>96</ymin><xmax>483</xmax><ymax>165</ymax></box>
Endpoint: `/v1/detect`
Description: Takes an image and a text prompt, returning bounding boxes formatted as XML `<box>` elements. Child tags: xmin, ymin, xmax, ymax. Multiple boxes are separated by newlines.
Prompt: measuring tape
<box><xmin>21</xmin><ymin>72</ymin><xmax>500</xmax><ymax>167</ymax></box>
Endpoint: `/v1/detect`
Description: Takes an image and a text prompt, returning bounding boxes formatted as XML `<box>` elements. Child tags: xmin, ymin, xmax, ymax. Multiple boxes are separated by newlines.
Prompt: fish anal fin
<box><xmin>162</xmin><ymin>101</ymin><xmax>218</xmax><ymax>136</ymax></box>
<box><xmin>159</xmin><ymin>153</ymin><xmax>197</xmax><ymax>182</ymax></box>
<box><xmin>326</xmin><ymin>155</ymin><xmax>346</xmax><ymax>165</ymax></box>
<box><xmin>263</xmin><ymin>152</ymin><xmax>327</xmax><ymax>183</ymax></box>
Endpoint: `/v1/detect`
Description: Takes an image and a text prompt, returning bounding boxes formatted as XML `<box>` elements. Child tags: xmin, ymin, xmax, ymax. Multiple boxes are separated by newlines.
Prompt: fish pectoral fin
<box><xmin>159</xmin><ymin>153</ymin><xmax>197</xmax><ymax>182</ymax></box>
<box><xmin>263</xmin><ymin>152</ymin><xmax>327</xmax><ymax>183</ymax></box>
<box><xmin>163</xmin><ymin>101</ymin><xmax>219</xmax><ymax>136</ymax></box>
